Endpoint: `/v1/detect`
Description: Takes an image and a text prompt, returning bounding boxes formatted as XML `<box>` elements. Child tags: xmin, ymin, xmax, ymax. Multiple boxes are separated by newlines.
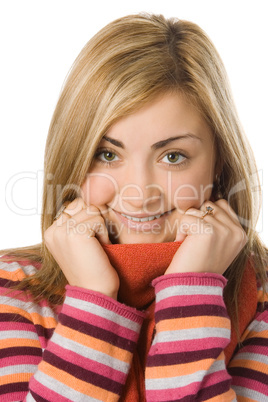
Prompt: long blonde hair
<box><xmin>1</xmin><ymin>14</ymin><xmax>267</xmax><ymax>322</ymax></box>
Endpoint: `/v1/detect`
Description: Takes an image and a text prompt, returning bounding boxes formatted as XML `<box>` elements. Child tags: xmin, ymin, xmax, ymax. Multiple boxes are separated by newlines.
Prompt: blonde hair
<box><xmin>1</xmin><ymin>14</ymin><xmax>267</xmax><ymax>324</ymax></box>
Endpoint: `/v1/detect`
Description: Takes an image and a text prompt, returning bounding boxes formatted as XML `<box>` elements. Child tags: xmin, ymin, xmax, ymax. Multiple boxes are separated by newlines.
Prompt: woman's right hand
<box><xmin>44</xmin><ymin>198</ymin><xmax>119</xmax><ymax>299</ymax></box>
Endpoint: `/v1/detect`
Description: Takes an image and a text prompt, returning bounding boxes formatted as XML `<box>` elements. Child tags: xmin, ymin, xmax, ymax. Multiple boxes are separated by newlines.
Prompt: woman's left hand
<box><xmin>166</xmin><ymin>199</ymin><xmax>248</xmax><ymax>276</ymax></box>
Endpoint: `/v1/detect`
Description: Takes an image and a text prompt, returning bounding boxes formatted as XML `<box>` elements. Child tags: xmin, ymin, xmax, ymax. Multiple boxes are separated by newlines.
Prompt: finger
<box><xmin>69</xmin><ymin>206</ymin><xmax>111</xmax><ymax>245</ymax></box>
<box><xmin>214</xmin><ymin>199</ymin><xmax>241</xmax><ymax>224</ymax></box>
<box><xmin>91</xmin><ymin>221</ymin><xmax>111</xmax><ymax>245</ymax></box>
<box><xmin>65</xmin><ymin>205</ymin><xmax>101</xmax><ymax>224</ymax></box>
<box><xmin>54</xmin><ymin>206</ymin><xmax>73</xmax><ymax>226</ymax></box>
<box><xmin>184</xmin><ymin>207</ymin><xmax>204</xmax><ymax>219</ymax></box>
<box><xmin>201</xmin><ymin>200</ymin><xmax>241</xmax><ymax>227</ymax></box>
<box><xmin>176</xmin><ymin>214</ymin><xmax>212</xmax><ymax>239</ymax></box>
<box><xmin>53</xmin><ymin>198</ymin><xmax>86</xmax><ymax>226</ymax></box>
<box><xmin>64</xmin><ymin>197</ymin><xmax>87</xmax><ymax>216</ymax></box>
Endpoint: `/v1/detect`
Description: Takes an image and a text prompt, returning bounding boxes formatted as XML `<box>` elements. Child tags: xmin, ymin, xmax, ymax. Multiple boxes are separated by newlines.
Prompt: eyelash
<box><xmin>94</xmin><ymin>148</ymin><xmax>120</xmax><ymax>166</ymax></box>
<box><xmin>160</xmin><ymin>151</ymin><xmax>188</xmax><ymax>168</ymax></box>
<box><xmin>94</xmin><ymin>148</ymin><xmax>189</xmax><ymax>168</ymax></box>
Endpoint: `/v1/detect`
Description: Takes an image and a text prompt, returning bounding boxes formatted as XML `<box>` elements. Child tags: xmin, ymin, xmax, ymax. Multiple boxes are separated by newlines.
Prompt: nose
<box><xmin>118</xmin><ymin>165</ymin><xmax>164</xmax><ymax>213</ymax></box>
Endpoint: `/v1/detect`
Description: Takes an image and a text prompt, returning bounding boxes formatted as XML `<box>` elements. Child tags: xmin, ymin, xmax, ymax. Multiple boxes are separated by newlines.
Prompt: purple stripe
<box><xmin>257</xmin><ymin>301</ymin><xmax>268</xmax><ymax>312</ymax></box>
<box><xmin>44</xmin><ymin>349</ymin><xmax>123</xmax><ymax>395</ymax></box>
<box><xmin>29</xmin><ymin>390</ymin><xmax>51</xmax><ymax>402</ymax></box>
<box><xmin>59</xmin><ymin>312</ymin><xmax>135</xmax><ymax>352</ymax></box>
<box><xmin>0</xmin><ymin>346</ymin><xmax>42</xmax><ymax>359</ymax></box>
<box><xmin>0</xmin><ymin>312</ymin><xmax>32</xmax><ymax>324</ymax></box>
<box><xmin>0</xmin><ymin>278</ymin><xmax>20</xmax><ymax>287</ymax></box>
<box><xmin>197</xmin><ymin>379</ymin><xmax>231</xmax><ymax>401</ymax></box>
<box><xmin>228</xmin><ymin>366</ymin><xmax>268</xmax><ymax>384</ymax></box>
<box><xmin>147</xmin><ymin>347</ymin><xmax>222</xmax><ymax>366</ymax></box>
<box><xmin>35</xmin><ymin>324</ymin><xmax>55</xmax><ymax>340</ymax></box>
<box><xmin>0</xmin><ymin>315</ymin><xmax>55</xmax><ymax>339</ymax></box>
<box><xmin>0</xmin><ymin>382</ymin><xmax>29</xmax><ymax>395</ymax></box>
<box><xmin>241</xmin><ymin>337</ymin><xmax>268</xmax><ymax>347</ymax></box>
<box><xmin>155</xmin><ymin>304</ymin><xmax>228</xmax><ymax>322</ymax></box>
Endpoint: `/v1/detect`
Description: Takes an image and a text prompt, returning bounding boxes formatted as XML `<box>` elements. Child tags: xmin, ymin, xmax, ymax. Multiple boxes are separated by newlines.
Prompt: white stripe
<box><xmin>232</xmin><ymin>385</ymin><xmax>265</xmax><ymax>401</ymax></box>
<box><xmin>33</xmin><ymin>371</ymin><xmax>102</xmax><ymax>401</ymax></box>
<box><xmin>51</xmin><ymin>332</ymin><xmax>129</xmax><ymax>374</ymax></box>
<box><xmin>156</xmin><ymin>284</ymin><xmax>223</xmax><ymax>302</ymax></box>
<box><xmin>0</xmin><ymin>261</ymin><xmax>37</xmax><ymax>276</ymax></box>
<box><xmin>0</xmin><ymin>330</ymin><xmax>39</xmax><ymax>341</ymax></box>
<box><xmin>244</xmin><ymin>317</ymin><xmax>268</xmax><ymax>334</ymax></box>
<box><xmin>231</xmin><ymin>351</ymin><xmax>268</xmax><ymax>365</ymax></box>
<box><xmin>1</xmin><ymin>295</ymin><xmax>58</xmax><ymax>319</ymax></box>
<box><xmin>146</xmin><ymin>359</ymin><xmax>225</xmax><ymax>390</ymax></box>
<box><xmin>152</xmin><ymin>327</ymin><xmax>230</xmax><ymax>344</ymax></box>
<box><xmin>65</xmin><ymin>295</ymin><xmax>142</xmax><ymax>332</ymax></box>
<box><xmin>0</xmin><ymin>364</ymin><xmax>38</xmax><ymax>376</ymax></box>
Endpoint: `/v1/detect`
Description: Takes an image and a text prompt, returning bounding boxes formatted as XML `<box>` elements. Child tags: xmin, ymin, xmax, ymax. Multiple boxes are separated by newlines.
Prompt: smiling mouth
<box><xmin>120</xmin><ymin>213</ymin><xmax>164</xmax><ymax>222</ymax></box>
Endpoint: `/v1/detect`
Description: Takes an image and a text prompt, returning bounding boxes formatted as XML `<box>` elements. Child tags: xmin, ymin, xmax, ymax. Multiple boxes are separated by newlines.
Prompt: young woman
<box><xmin>0</xmin><ymin>13</ymin><xmax>267</xmax><ymax>401</ymax></box>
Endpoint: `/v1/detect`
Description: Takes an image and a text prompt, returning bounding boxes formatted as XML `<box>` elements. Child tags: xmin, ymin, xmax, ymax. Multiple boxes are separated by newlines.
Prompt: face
<box><xmin>81</xmin><ymin>92</ymin><xmax>216</xmax><ymax>244</ymax></box>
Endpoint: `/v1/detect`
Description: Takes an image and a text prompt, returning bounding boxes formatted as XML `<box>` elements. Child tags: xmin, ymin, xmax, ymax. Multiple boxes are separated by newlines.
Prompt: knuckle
<box><xmin>65</xmin><ymin>197</ymin><xmax>85</xmax><ymax>215</ymax></box>
<box><xmin>215</xmin><ymin>199</ymin><xmax>227</xmax><ymax>208</ymax></box>
<box><xmin>85</xmin><ymin>205</ymin><xmax>100</xmax><ymax>216</ymax></box>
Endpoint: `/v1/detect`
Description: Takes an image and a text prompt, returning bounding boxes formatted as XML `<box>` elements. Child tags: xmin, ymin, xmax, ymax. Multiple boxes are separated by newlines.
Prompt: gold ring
<box><xmin>202</xmin><ymin>206</ymin><xmax>214</xmax><ymax>219</ymax></box>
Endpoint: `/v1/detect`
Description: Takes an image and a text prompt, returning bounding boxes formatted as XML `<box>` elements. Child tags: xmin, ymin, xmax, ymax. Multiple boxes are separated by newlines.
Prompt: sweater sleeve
<box><xmin>145</xmin><ymin>272</ymin><xmax>237</xmax><ymax>401</ymax></box>
<box><xmin>0</xmin><ymin>261</ymin><xmax>144</xmax><ymax>401</ymax></box>
<box><xmin>228</xmin><ymin>284</ymin><xmax>268</xmax><ymax>400</ymax></box>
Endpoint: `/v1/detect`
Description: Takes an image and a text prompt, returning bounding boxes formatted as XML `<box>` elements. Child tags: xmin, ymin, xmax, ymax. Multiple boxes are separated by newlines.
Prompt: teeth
<box><xmin>121</xmin><ymin>213</ymin><xmax>162</xmax><ymax>222</ymax></box>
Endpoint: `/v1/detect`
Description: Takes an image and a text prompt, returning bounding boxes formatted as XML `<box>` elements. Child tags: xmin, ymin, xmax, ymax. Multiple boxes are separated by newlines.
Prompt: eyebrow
<box><xmin>102</xmin><ymin>133</ymin><xmax>201</xmax><ymax>150</ymax></box>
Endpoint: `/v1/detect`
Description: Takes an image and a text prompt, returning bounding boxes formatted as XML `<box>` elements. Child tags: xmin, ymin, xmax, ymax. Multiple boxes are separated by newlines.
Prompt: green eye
<box><xmin>167</xmin><ymin>153</ymin><xmax>180</xmax><ymax>163</ymax></box>
<box><xmin>162</xmin><ymin>152</ymin><xmax>186</xmax><ymax>164</ymax></box>
<box><xmin>102</xmin><ymin>151</ymin><xmax>116</xmax><ymax>161</ymax></box>
<box><xmin>95</xmin><ymin>149</ymin><xmax>119</xmax><ymax>163</ymax></box>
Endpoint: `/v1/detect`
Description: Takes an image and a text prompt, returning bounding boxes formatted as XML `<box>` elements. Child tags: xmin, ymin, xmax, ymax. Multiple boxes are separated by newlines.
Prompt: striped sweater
<box><xmin>0</xmin><ymin>260</ymin><xmax>267</xmax><ymax>401</ymax></box>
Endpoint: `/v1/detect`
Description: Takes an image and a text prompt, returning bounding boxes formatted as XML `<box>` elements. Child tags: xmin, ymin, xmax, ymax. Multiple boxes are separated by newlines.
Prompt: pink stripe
<box><xmin>0</xmin><ymin>289</ymin><xmax>50</xmax><ymax>307</ymax></box>
<box><xmin>0</xmin><ymin>288</ymin><xmax>29</xmax><ymax>301</ymax></box>
<box><xmin>146</xmin><ymin>380</ymin><xmax>200</xmax><ymax>400</ymax></box>
<box><xmin>232</xmin><ymin>375</ymin><xmax>268</xmax><ymax>396</ymax></box>
<box><xmin>63</xmin><ymin>305</ymin><xmax>138</xmax><ymax>342</ymax></box>
<box><xmin>0</xmin><ymin>322</ymin><xmax>35</xmax><ymax>331</ymax></box>
<box><xmin>66</xmin><ymin>286</ymin><xmax>145</xmax><ymax>322</ymax></box>
<box><xmin>0</xmin><ymin>391</ymin><xmax>28</xmax><ymax>400</ymax></box>
<box><xmin>155</xmin><ymin>294</ymin><xmax>225</xmax><ymax>310</ymax></box>
<box><xmin>254</xmin><ymin>314</ymin><xmax>268</xmax><ymax>324</ymax></box>
<box><xmin>49</xmin><ymin>341</ymin><xmax>126</xmax><ymax>383</ymax></box>
<box><xmin>154</xmin><ymin>275</ymin><xmax>225</xmax><ymax>292</ymax></box>
<box><xmin>201</xmin><ymin>369</ymin><xmax>231</xmax><ymax>388</ymax></box>
<box><xmin>29</xmin><ymin>376</ymin><xmax>73</xmax><ymax>401</ymax></box>
<box><xmin>151</xmin><ymin>337</ymin><xmax>229</xmax><ymax>354</ymax></box>
<box><xmin>1</xmin><ymin>354</ymin><xmax>41</xmax><ymax>368</ymax></box>
<box><xmin>235</xmin><ymin>344</ymin><xmax>267</xmax><ymax>356</ymax></box>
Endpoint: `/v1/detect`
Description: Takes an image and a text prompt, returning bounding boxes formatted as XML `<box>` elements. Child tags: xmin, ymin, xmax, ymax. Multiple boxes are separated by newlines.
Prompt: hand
<box><xmin>44</xmin><ymin>198</ymin><xmax>119</xmax><ymax>299</ymax></box>
<box><xmin>166</xmin><ymin>199</ymin><xmax>247</xmax><ymax>275</ymax></box>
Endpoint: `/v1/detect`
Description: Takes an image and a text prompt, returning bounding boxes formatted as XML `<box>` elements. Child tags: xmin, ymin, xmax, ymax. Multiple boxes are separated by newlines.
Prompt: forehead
<box><xmin>106</xmin><ymin>92</ymin><xmax>214</xmax><ymax>147</ymax></box>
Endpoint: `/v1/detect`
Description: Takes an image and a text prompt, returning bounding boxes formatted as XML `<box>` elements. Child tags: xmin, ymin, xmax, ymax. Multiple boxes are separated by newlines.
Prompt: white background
<box><xmin>0</xmin><ymin>0</ymin><xmax>267</xmax><ymax>248</ymax></box>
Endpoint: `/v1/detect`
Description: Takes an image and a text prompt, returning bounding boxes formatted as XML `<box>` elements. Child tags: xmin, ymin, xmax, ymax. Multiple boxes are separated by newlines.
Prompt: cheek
<box><xmin>169</xmin><ymin>168</ymin><xmax>214</xmax><ymax>211</ymax></box>
<box><xmin>81</xmin><ymin>174</ymin><xmax>118</xmax><ymax>206</ymax></box>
